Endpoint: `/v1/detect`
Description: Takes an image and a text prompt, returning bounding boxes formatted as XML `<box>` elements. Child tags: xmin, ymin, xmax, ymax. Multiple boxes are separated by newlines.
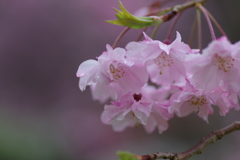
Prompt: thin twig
<box><xmin>172</xmin><ymin>0</ymin><xmax>208</xmax><ymax>12</ymax></box>
<box><xmin>149</xmin><ymin>0</ymin><xmax>209</xmax><ymax>40</ymax></box>
<box><xmin>149</xmin><ymin>0</ymin><xmax>208</xmax><ymax>16</ymax></box>
<box><xmin>166</xmin><ymin>12</ymin><xmax>182</xmax><ymax>41</ymax></box>
<box><xmin>196</xmin><ymin>7</ymin><xmax>202</xmax><ymax>50</ymax></box>
<box><xmin>197</xmin><ymin>4</ymin><xmax>216</xmax><ymax>40</ymax></box>
<box><xmin>188</xmin><ymin>16</ymin><xmax>197</xmax><ymax>48</ymax></box>
<box><xmin>205</xmin><ymin>9</ymin><xmax>229</xmax><ymax>40</ymax></box>
<box><xmin>135</xmin><ymin>121</ymin><xmax>240</xmax><ymax>160</ymax></box>
<box><xmin>112</xmin><ymin>27</ymin><xmax>130</xmax><ymax>49</ymax></box>
<box><xmin>147</xmin><ymin>7</ymin><xmax>172</xmax><ymax>16</ymax></box>
<box><xmin>136</xmin><ymin>27</ymin><xmax>149</xmax><ymax>42</ymax></box>
<box><xmin>151</xmin><ymin>24</ymin><xmax>161</xmax><ymax>39</ymax></box>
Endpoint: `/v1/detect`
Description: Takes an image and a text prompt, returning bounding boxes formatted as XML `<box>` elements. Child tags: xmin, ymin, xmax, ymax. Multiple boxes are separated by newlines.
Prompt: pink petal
<box><xmin>76</xmin><ymin>59</ymin><xmax>98</xmax><ymax>77</ymax></box>
<box><xmin>197</xmin><ymin>104</ymin><xmax>213</xmax><ymax>123</ymax></box>
<box><xmin>144</xmin><ymin>116</ymin><xmax>156</xmax><ymax>133</ymax></box>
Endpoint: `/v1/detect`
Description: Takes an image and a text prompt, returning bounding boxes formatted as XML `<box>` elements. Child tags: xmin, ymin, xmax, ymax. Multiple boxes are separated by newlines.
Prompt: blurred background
<box><xmin>0</xmin><ymin>0</ymin><xmax>239</xmax><ymax>160</ymax></box>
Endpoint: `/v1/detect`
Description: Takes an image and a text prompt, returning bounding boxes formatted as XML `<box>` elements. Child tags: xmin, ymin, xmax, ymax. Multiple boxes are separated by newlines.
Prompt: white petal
<box><xmin>76</xmin><ymin>59</ymin><xmax>98</xmax><ymax>77</ymax></box>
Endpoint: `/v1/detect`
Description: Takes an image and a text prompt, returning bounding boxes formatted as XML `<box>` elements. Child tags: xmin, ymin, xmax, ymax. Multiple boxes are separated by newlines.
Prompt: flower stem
<box><xmin>136</xmin><ymin>27</ymin><xmax>149</xmax><ymax>42</ymax></box>
<box><xmin>196</xmin><ymin>7</ymin><xmax>202</xmax><ymax>50</ymax></box>
<box><xmin>151</xmin><ymin>24</ymin><xmax>161</xmax><ymax>39</ymax></box>
<box><xmin>166</xmin><ymin>12</ymin><xmax>182</xmax><ymax>42</ymax></box>
<box><xmin>197</xmin><ymin>4</ymin><xmax>216</xmax><ymax>40</ymax></box>
<box><xmin>205</xmin><ymin>9</ymin><xmax>229</xmax><ymax>40</ymax></box>
<box><xmin>188</xmin><ymin>16</ymin><xmax>197</xmax><ymax>48</ymax></box>
<box><xmin>112</xmin><ymin>27</ymin><xmax>130</xmax><ymax>49</ymax></box>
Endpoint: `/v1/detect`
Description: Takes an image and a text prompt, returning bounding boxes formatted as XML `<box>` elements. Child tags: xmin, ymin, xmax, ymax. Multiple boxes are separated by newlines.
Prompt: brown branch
<box><xmin>172</xmin><ymin>0</ymin><xmax>208</xmax><ymax>13</ymax></box>
<box><xmin>149</xmin><ymin>0</ymin><xmax>209</xmax><ymax>17</ymax></box>
<box><xmin>135</xmin><ymin>121</ymin><xmax>240</xmax><ymax>160</ymax></box>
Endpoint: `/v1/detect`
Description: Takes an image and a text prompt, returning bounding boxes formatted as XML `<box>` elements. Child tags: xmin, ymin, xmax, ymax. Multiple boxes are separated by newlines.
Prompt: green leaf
<box><xmin>117</xmin><ymin>151</ymin><xmax>138</xmax><ymax>160</ymax></box>
<box><xmin>107</xmin><ymin>1</ymin><xmax>163</xmax><ymax>29</ymax></box>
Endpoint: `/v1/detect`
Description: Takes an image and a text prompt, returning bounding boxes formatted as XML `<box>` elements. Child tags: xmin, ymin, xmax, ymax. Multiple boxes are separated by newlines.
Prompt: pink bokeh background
<box><xmin>0</xmin><ymin>0</ymin><xmax>239</xmax><ymax>160</ymax></box>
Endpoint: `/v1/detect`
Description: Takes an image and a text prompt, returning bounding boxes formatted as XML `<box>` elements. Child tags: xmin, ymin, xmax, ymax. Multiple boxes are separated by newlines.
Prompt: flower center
<box><xmin>213</xmin><ymin>54</ymin><xmax>234</xmax><ymax>72</ymax></box>
<box><xmin>187</xmin><ymin>95</ymin><xmax>208</xmax><ymax>113</ymax></box>
<box><xmin>133</xmin><ymin>94</ymin><xmax>142</xmax><ymax>102</ymax></box>
<box><xmin>154</xmin><ymin>52</ymin><xmax>174</xmax><ymax>74</ymax></box>
<box><xmin>110</xmin><ymin>64</ymin><xmax>125</xmax><ymax>82</ymax></box>
<box><xmin>187</xmin><ymin>95</ymin><xmax>208</xmax><ymax>107</ymax></box>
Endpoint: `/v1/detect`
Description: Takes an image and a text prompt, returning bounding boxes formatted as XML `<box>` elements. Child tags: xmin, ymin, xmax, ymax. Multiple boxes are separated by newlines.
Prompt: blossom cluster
<box><xmin>77</xmin><ymin>32</ymin><xmax>240</xmax><ymax>134</ymax></box>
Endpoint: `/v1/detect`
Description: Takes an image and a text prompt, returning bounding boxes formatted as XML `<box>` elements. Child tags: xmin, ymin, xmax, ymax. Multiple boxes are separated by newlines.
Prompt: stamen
<box><xmin>129</xmin><ymin>110</ymin><xmax>141</xmax><ymax>128</ymax></box>
<box><xmin>110</xmin><ymin>64</ymin><xmax>125</xmax><ymax>82</ymax></box>
<box><xmin>130</xmin><ymin>111</ymin><xmax>135</xmax><ymax>117</ymax></box>
<box><xmin>187</xmin><ymin>95</ymin><xmax>208</xmax><ymax>107</ymax></box>
<box><xmin>154</xmin><ymin>52</ymin><xmax>174</xmax><ymax>74</ymax></box>
<box><xmin>135</xmin><ymin>122</ymin><xmax>140</xmax><ymax>128</ymax></box>
<box><xmin>213</xmin><ymin>54</ymin><xmax>234</xmax><ymax>72</ymax></box>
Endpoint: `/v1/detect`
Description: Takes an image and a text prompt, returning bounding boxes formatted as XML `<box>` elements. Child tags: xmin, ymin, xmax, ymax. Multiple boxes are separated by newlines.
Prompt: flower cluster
<box><xmin>77</xmin><ymin>32</ymin><xmax>240</xmax><ymax>134</ymax></box>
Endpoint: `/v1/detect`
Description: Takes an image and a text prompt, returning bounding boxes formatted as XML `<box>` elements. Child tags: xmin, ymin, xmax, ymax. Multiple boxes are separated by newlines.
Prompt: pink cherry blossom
<box><xmin>215</xmin><ymin>85</ymin><xmax>240</xmax><ymax>114</ymax></box>
<box><xmin>101</xmin><ymin>92</ymin><xmax>152</xmax><ymax>132</ymax></box>
<box><xmin>77</xmin><ymin>29</ymin><xmax>240</xmax><ymax>134</ymax></box>
<box><xmin>186</xmin><ymin>36</ymin><xmax>240</xmax><ymax>94</ymax></box>
<box><xmin>126</xmin><ymin>32</ymin><xmax>195</xmax><ymax>86</ymax></box>
<box><xmin>169</xmin><ymin>92</ymin><xmax>214</xmax><ymax>122</ymax></box>
<box><xmin>76</xmin><ymin>44</ymin><xmax>148</xmax><ymax>101</ymax></box>
<box><xmin>141</xmin><ymin>85</ymin><xmax>174</xmax><ymax>133</ymax></box>
<box><xmin>144</xmin><ymin>102</ymin><xmax>173</xmax><ymax>134</ymax></box>
<box><xmin>101</xmin><ymin>85</ymin><xmax>173</xmax><ymax>134</ymax></box>
<box><xmin>168</xmin><ymin>80</ymin><xmax>215</xmax><ymax>122</ymax></box>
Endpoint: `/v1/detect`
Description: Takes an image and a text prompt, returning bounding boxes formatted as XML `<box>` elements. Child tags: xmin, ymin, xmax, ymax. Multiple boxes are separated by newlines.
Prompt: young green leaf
<box><xmin>117</xmin><ymin>151</ymin><xmax>138</xmax><ymax>160</ymax></box>
<box><xmin>107</xmin><ymin>1</ymin><xmax>162</xmax><ymax>29</ymax></box>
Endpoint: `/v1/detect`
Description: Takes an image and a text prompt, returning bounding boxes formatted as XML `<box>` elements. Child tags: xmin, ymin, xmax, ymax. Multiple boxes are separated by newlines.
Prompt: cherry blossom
<box><xmin>141</xmin><ymin>85</ymin><xmax>174</xmax><ymax>133</ymax></box>
<box><xmin>101</xmin><ymin>85</ymin><xmax>173</xmax><ymax>133</ymax></box>
<box><xmin>101</xmin><ymin>92</ymin><xmax>153</xmax><ymax>132</ymax></box>
<box><xmin>186</xmin><ymin>36</ymin><xmax>240</xmax><ymax>94</ymax></box>
<box><xmin>77</xmin><ymin>32</ymin><xmax>240</xmax><ymax>134</ymax></box>
<box><xmin>216</xmin><ymin>92</ymin><xmax>233</xmax><ymax>116</ymax></box>
<box><xmin>126</xmin><ymin>32</ymin><xmax>195</xmax><ymax>86</ymax></box>
<box><xmin>168</xmin><ymin>80</ymin><xmax>215</xmax><ymax>122</ymax></box>
<box><xmin>76</xmin><ymin>44</ymin><xmax>148</xmax><ymax>101</ymax></box>
<box><xmin>145</xmin><ymin>103</ymin><xmax>172</xmax><ymax>134</ymax></box>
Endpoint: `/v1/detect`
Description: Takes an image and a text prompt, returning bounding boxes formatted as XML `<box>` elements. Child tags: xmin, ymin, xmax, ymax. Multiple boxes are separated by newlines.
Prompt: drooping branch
<box><xmin>135</xmin><ymin>121</ymin><xmax>240</xmax><ymax>160</ymax></box>
<box><xmin>172</xmin><ymin>0</ymin><xmax>208</xmax><ymax>13</ymax></box>
<box><xmin>111</xmin><ymin>0</ymin><xmax>209</xmax><ymax>48</ymax></box>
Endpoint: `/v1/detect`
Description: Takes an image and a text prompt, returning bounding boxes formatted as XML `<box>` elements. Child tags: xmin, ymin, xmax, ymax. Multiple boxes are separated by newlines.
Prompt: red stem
<box><xmin>166</xmin><ymin>12</ymin><xmax>182</xmax><ymax>41</ymax></box>
<box><xmin>196</xmin><ymin>8</ymin><xmax>202</xmax><ymax>50</ymax></box>
<box><xmin>197</xmin><ymin>4</ymin><xmax>216</xmax><ymax>40</ymax></box>
<box><xmin>188</xmin><ymin>16</ymin><xmax>197</xmax><ymax>48</ymax></box>
<box><xmin>205</xmin><ymin>9</ymin><xmax>229</xmax><ymax>41</ymax></box>
<box><xmin>112</xmin><ymin>27</ymin><xmax>130</xmax><ymax>49</ymax></box>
